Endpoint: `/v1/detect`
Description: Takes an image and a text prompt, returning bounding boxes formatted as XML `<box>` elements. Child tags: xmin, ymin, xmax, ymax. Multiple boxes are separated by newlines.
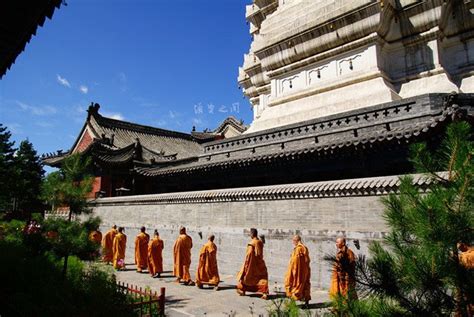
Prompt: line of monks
<box><xmin>92</xmin><ymin>225</ymin><xmax>359</xmax><ymax>304</ymax></box>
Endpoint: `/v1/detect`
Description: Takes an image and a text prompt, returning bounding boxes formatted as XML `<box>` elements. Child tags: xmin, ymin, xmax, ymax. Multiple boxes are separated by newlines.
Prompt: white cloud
<box><xmin>169</xmin><ymin>110</ymin><xmax>178</xmax><ymax>119</ymax></box>
<box><xmin>56</xmin><ymin>74</ymin><xmax>71</xmax><ymax>88</ymax></box>
<box><xmin>117</xmin><ymin>72</ymin><xmax>128</xmax><ymax>92</ymax></box>
<box><xmin>79</xmin><ymin>85</ymin><xmax>88</xmax><ymax>94</ymax></box>
<box><xmin>36</xmin><ymin>121</ymin><xmax>54</xmax><ymax>128</ymax></box>
<box><xmin>192</xmin><ymin>118</ymin><xmax>203</xmax><ymax>126</ymax></box>
<box><xmin>102</xmin><ymin>112</ymin><xmax>124</xmax><ymax>120</ymax></box>
<box><xmin>153</xmin><ymin>119</ymin><xmax>167</xmax><ymax>127</ymax></box>
<box><xmin>16</xmin><ymin>101</ymin><xmax>57</xmax><ymax>116</ymax></box>
<box><xmin>5</xmin><ymin>123</ymin><xmax>22</xmax><ymax>135</ymax></box>
<box><xmin>118</xmin><ymin>72</ymin><xmax>127</xmax><ymax>83</ymax></box>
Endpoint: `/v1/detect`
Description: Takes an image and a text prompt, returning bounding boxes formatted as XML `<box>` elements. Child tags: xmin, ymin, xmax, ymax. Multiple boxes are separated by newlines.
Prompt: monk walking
<box><xmin>455</xmin><ymin>242</ymin><xmax>473</xmax><ymax>317</ymax></box>
<box><xmin>329</xmin><ymin>237</ymin><xmax>357</xmax><ymax>300</ymax></box>
<box><xmin>196</xmin><ymin>235</ymin><xmax>220</xmax><ymax>289</ymax></box>
<box><xmin>102</xmin><ymin>225</ymin><xmax>117</xmax><ymax>264</ymax></box>
<box><xmin>113</xmin><ymin>227</ymin><xmax>127</xmax><ymax>270</ymax></box>
<box><xmin>236</xmin><ymin>228</ymin><xmax>269</xmax><ymax>299</ymax></box>
<box><xmin>285</xmin><ymin>235</ymin><xmax>311</xmax><ymax>304</ymax></box>
<box><xmin>148</xmin><ymin>230</ymin><xmax>164</xmax><ymax>278</ymax></box>
<box><xmin>173</xmin><ymin>227</ymin><xmax>194</xmax><ymax>285</ymax></box>
<box><xmin>89</xmin><ymin>227</ymin><xmax>102</xmax><ymax>245</ymax></box>
<box><xmin>135</xmin><ymin>226</ymin><xmax>150</xmax><ymax>273</ymax></box>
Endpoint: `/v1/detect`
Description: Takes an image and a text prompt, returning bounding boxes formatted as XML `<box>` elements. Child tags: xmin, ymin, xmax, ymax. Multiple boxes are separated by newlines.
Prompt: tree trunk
<box><xmin>62</xmin><ymin>254</ymin><xmax>69</xmax><ymax>277</ymax></box>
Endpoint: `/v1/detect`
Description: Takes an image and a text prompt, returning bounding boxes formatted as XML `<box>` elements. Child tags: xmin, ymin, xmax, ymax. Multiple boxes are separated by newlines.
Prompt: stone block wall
<box><xmin>91</xmin><ymin>174</ymin><xmax>432</xmax><ymax>290</ymax></box>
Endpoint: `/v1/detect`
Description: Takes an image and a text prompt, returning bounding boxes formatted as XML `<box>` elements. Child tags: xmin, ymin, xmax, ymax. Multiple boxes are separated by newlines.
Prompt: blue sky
<box><xmin>0</xmin><ymin>0</ymin><xmax>252</xmax><ymax>156</ymax></box>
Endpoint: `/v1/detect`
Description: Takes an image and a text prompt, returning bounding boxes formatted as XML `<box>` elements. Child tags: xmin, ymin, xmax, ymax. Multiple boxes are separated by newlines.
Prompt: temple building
<box><xmin>43</xmin><ymin>103</ymin><xmax>248</xmax><ymax>197</ymax></box>
<box><xmin>43</xmin><ymin>0</ymin><xmax>474</xmax><ymax>290</ymax></box>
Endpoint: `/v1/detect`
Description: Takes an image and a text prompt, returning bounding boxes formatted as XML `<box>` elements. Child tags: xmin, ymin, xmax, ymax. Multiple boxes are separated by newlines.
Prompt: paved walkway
<box><xmin>113</xmin><ymin>263</ymin><xmax>331</xmax><ymax>316</ymax></box>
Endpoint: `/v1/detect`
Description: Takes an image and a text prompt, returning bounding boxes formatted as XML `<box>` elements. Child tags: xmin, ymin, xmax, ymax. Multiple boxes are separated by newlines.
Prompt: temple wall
<box><xmin>91</xmin><ymin>174</ymin><xmax>429</xmax><ymax>290</ymax></box>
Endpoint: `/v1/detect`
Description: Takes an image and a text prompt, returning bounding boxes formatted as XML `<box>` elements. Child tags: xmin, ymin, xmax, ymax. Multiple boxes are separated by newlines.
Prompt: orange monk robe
<box><xmin>89</xmin><ymin>230</ymin><xmax>102</xmax><ymax>244</ymax></box>
<box><xmin>102</xmin><ymin>228</ymin><xmax>117</xmax><ymax>263</ymax></box>
<box><xmin>460</xmin><ymin>247</ymin><xmax>474</xmax><ymax>269</ymax></box>
<box><xmin>173</xmin><ymin>234</ymin><xmax>193</xmax><ymax>282</ymax></box>
<box><xmin>113</xmin><ymin>232</ymin><xmax>127</xmax><ymax>270</ymax></box>
<box><xmin>456</xmin><ymin>247</ymin><xmax>474</xmax><ymax>317</ymax></box>
<box><xmin>285</xmin><ymin>242</ymin><xmax>311</xmax><ymax>302</ymax></box>
<box><xmin>148</xmin><ymin>237</ymin><xmax>164</xmax><ymax>276</ymax></box>
<box><xmin>329</xmin><ymin>246</ymin><xmax>357</xmax><ymax>299</ymax></box>
<box><xmin>135</xmin><ymin>232</ymin><xmax>150</xmax><ymax>272</ymax></box>
<box><xmin>196</xmin><ymin>241</ymin><xmax>220</xmax><ymax>287</ymax></box>
<box><xmin>237</xmin><ymin>238</ymin><xmax>269</xmax><ymax>294</ymax></box>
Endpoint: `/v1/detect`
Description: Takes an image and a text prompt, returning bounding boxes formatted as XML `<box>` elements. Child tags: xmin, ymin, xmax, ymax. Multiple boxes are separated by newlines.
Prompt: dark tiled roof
<box><xmin>42</xmin><ymin>150</ymin><xmax>69</xmax><ymax>167</ymax></box>
<box><xmin>91</xmin><ymin>172</ymin><xmax>446</xmax><ymax>206</ymax></box>
<box><xmin>86</xmin><ymin>105</ymin><xmax>203</xmax><ymax>160</ymax></box>
<box><xmin>191</xmin><ymin>131</ymin><xmax>218</xmax><ymax>142</ymax></box>
<box><xmin>213</xmin><ymin>116</ymin><xmax>248</xmax><ymax>134</ymax></box>
<box><xmin>89</xmin><ymin>141</ymin><xmax>179</xmax><ymax>166</ymax></box>
<box><xmin>0</xmin><ymin>0</ymin><xmax>63</xmax><ymax>78</ymax></box>
<box><xmin>190</xmin><ymin>116</ymin><xmax>247</xmax><ymax>142</ymax></box>
<box><xmin>134</xmin><ymin>93</ymin><xmax>474</xmax><ymax>177</ymax></box>
<box><xmin>42</xmin><ymin>103</ymin><xmax>204</xmax><ymax>167</ymax></box>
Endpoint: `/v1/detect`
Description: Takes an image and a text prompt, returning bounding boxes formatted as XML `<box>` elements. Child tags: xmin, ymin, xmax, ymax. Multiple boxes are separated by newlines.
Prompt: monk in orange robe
<box><xmin>458</xmin><ymin>242</ymin><xmax>474</xmax><ymax>269</ymax></box>
<box><xmin>196</xmin><ymin>235</ymin><xmax>220</xmax><ymax>289</ymax></box>
<box><xmin>135</xmin><ymin>226</ymin><xmax>150</xmax><ymax>273</ymax></box>
<box><xmin>455</xmin><ymin>242</ymin><xmax>474</xmax><ymax>317</ymax></box>
<box><xmin>285</xmin><ymin>235</ymin><xmax>311</xmax><ymax>303</ymax></box>
<box><xmin>102</xmin><ymin>225</ymin><xmax>117</xmax><ymax>264</ymax></box>
<box><xmin>173</xmin><ymin>227</ymin><xmax>194</xmax><ymax>285</ymax></box>
<box><xmin>148</xmin><ymin>230</ymin><xmax>164</xmax><ymax>278</ymax></box>
<box><xmin>113</xmin><ymin>227</ymin><xmax>127</xmax><ymax>270</ymax></box>
<box><xmin>236</xmin><ymin>228</ymin><xmax>269</xmax><ymax>299</ymax></box>
<box><xmin>89</xmin><ymin>228</ymin><xmax>102</xmax><ymax>244</ymax></box>
<box><xmin>329</xmin><ymin>237</ymin><xmax>357</xmax><ymax>300</ymax></box>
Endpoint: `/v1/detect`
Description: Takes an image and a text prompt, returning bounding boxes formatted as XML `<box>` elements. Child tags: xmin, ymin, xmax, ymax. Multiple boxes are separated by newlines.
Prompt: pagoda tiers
<box><xmin>43</xmin><ymin>94</ymin><xmax>474</xmax><ymax>198</ymax></box>
<box><xmin>239</xmin><ymin>0</ymin><xmax>474</xmax><ymax>132</ymax></box>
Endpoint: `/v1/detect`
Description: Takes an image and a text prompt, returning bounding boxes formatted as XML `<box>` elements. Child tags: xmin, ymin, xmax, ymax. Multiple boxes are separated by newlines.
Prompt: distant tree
<box><xmin>339</xmin><ymin>122</ymin><xmax>474</xmax><ymax>316</ymax></box>
<box><xmin>12</xmin><ymin>140</ymin><xmax>45</xmax><ymax>219</ymax></box>
<box><xmin>42</xmin><ymin>153</ymin><xmax>94</xmax><ymax>221</ymax></box>
<box><xmin>41</xmin><ymin>153</ymin><xmax>96</xmax><ymax>275</ymax></box>
<box><xmin>0</xmin><ymin>124</ymin><xmax>16</xmax><ymax>214</ymax></box>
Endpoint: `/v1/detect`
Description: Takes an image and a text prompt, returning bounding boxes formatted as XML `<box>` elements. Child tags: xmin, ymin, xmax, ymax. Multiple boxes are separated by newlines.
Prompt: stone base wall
<box><xmin>91</xmin><ymin>174</ymin><xmax>429</xmax><ymax>290</ymax></box>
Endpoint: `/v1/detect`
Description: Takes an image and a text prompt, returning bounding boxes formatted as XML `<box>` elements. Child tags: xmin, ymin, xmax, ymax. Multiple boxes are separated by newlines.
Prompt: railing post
<box><xmin>148</xmin><ymin>289</ymin><xmax>152</xmax><ymax>316</ymax></box>
<box><xmin>160</xmin><ymin>287</ymin><xmax>165</xmax><ymax>316</ymax></box>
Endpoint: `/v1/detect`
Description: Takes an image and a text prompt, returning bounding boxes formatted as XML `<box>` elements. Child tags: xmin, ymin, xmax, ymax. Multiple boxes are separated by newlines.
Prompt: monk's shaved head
<box><xmin>112</xmin><ymin>225</ymin><xmax>117</xmax><ymax>229</ymax></box>
<box><xmin>208</xmin><ymin>234</ymin><xmax>215</xmax><ymax>242</ymax></box>
<box><xmin>336</xmin><ymin>237</ymin><xmax>346</xmax><ymax>249</ymax></box>
<box><xmin>140</xmin><ymin>226</ymin><xmax>146</xmax><ymax>232</ymax></box>
<box><xmin>250</xmin><ymin>228</ymin><xmax>258</xmax><ymax>238</ymax></box>
<box><xmin>179</xmin><ymin>226</ymin><xmax>186</xmax><ymax>234</ymax></box>
<box><xmin>292</xmin><ymin>234</ymin><xmax>302</xmax><ymax>246</ymax></box>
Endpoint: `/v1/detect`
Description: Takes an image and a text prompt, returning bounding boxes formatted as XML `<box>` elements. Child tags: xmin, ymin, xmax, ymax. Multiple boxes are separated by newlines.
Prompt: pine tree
<box><xmin>42</xmin><ymin>153</ymin><xmax>96</xmax><ymax>275</ymax></box>
<box><xmin>12</xmin><ymin>139</ymin><xmax>45</xmax><ymax>219</ymax></box>
<box><xmin>0</xmin><ymin>124</ymin><xmax>17</xmax><ymax>214</ymax></box>
<box><xmin>42</xmin><ymin>153</ymin><xmax>94</xmax><ymax>220</ymax></box>
<box><xmin>351</xmin><ymin>122</ymin><xmax>474</xmax><ymax>316</ymax></box>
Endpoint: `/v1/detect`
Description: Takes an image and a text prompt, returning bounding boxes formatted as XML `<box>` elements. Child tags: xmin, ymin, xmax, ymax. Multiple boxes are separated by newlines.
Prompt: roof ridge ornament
<box><xmin>87</xmin><ymin>102</ymin><xmax>101</xmax><ymax>119</ymax></box>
